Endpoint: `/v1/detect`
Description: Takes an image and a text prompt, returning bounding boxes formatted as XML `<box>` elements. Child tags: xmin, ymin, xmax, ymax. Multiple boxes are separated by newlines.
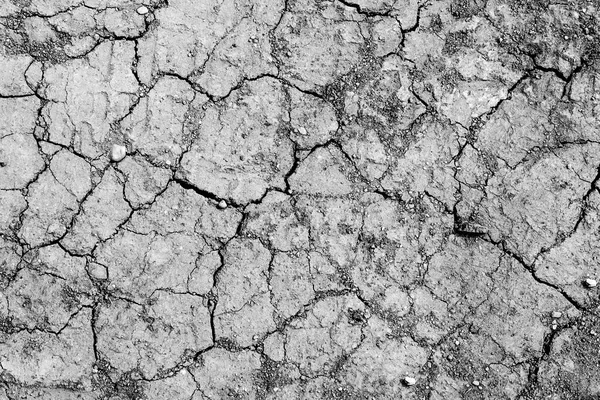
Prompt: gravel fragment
<box><xmin>136</xmin><ymin>6</ymin><xmax>149</xmax><ymax>15</ymax></box>
<box><xmin>584</xmin><ymin>278</ymin><xmax>597</xmax><ymax>288</ymax></box>
<box><xmin>88</xmin><ymin>263</ymin><xmax>108</xmax><ymax>280</ymax></box>
<box><xmin>110</xmin><ymin>144</ymin><xmax>127</xmax><ymax>162</ymax></box>
<box><xmin>403</xmin><ymin>377</ymin><xmax>416</xmax><ymax>386</ymax></box>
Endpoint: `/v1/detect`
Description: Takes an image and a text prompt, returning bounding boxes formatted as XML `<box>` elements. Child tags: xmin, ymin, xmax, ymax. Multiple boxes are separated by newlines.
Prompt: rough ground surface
<box><xmin>1</xmin><ymin>0</ymin><xmax>600</xmax><ymax>399</ymax></box>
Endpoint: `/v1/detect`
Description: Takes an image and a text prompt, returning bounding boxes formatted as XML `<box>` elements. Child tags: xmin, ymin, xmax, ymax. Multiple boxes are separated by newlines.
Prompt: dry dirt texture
<box><xmin>1</xmin><ymin>0</ymin><xmax>600</xmax><ymax>399</ymax></box>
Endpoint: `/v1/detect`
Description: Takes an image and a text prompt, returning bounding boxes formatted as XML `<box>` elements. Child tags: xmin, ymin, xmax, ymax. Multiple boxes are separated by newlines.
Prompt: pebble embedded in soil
<box><xmin>110</xmin><ymin>144</ymin><xmax>127</xmax><ymax>162</ymax></box>
<box><xmin>88</xmin><ymin>263</ymin><xmax>108</xmax><ymax>280</ymax></box>
<box><xmin>403</xmin><ymin>377</ymin><xmax>416</xmax><ymax>386</ymax></box>
<box><xmin>218</xmin><ymin>200</ymin><xmax>228</xmax><ymax>209</ymax></box>
<box><xmin>136</xmin><ymin>6</ymin><xmax>149</xmax><ymax>15</ymax></box>
<box><xmin>584</xmin><ymin>278</ymin><xmax>597</xmax><ymax>288</ymax></box>
<box><xmin>552</xmin><ymin>311</ymin><xmax>562</xmax><ymax>319</ymax></box>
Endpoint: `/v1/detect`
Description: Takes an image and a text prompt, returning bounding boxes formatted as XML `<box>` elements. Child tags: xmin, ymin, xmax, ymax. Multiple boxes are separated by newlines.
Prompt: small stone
<box><xmin>552</xmin><ymin>311</ymin><xmax>562</xmax><ymax>319</ymax></box>
<box><xmin>110</xmin><ymin>144</ymin><xmax>127</xmax><ymax>162</ymax></box>
<box><xmin>218</xmin><ymin>200</ymin><xmax>228</xmax><ymax>209</ymax></box>
<box><xmin>298</xmin><ymin>127</ymin><xmax>308</xmax><ymax>135</ymax></box>
<box><xmin>472</xmin><ymin>380</ymin><xmax>480</xmax><ymax>386</ymax></box>
<box><xmin>585</xmin><ymin>278</ymin><xmax>597</xmax><ymax>288</ymax></box>
<box><xmin>403</xmin><ymin>377</ymin><xmax>416</xmax><ymax>386</ymax></box>
<box><xmin>136</xmin><ymin>6</ymin><xmax>149</xmax><ymax>14</ymax></box>
<box><xmin>88</xmin><ymin>263</ymin><xmax>108</xmax><ymax>280</ymax></box>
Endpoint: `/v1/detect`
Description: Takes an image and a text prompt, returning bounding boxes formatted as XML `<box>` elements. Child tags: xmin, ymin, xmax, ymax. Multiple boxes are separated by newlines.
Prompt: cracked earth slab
<box><xmin>1</xmin><ymin>0</ymin><xmax>600</xmax><ymax>399</ymax></box>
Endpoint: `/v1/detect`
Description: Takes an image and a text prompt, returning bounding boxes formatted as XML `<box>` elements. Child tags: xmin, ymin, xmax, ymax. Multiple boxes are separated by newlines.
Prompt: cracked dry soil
<box><xmin>1</xmin><ymin>0</ymin><xmax>600</xmax><ymax>399</ymax></box>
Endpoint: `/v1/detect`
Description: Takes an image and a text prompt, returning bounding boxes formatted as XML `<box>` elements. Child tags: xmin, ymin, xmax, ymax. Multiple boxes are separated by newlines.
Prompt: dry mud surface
<box><xmin>1</xmin><ymin>0</ymin><xmax>600</xmax><ymax>399</ymax></box>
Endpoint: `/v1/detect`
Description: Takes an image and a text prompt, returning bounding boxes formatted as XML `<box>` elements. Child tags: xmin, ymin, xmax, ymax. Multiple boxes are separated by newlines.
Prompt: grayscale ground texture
<box><xmin>1</xmin><ymin>0</ymin><xmax>600</xmax><ymax>398</ymax></box>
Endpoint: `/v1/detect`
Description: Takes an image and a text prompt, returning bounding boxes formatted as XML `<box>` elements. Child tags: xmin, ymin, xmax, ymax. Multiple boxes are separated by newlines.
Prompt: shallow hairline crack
<box><xmin>482</xmin><ymin>237</ymin><xmax>585</xmax><ymax>311</ymax></box>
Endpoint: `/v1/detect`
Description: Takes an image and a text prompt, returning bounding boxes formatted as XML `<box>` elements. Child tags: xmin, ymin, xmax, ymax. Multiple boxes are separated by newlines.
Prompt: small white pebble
<box><xmin>552</xmin><ymin>311</ymin><xmax>562</xmax><ymax>319</ymax></box>
<box><xmin>110</xmin><ymin>144</ymin><xmax>127</xmax><ymax>162</ymax></box>
<box><xmin>218</xmin><ymin>200</ymin><xmax>228</xmax><ymax>209</ymax></box>
<box><xmin>472</xmin><ymin>380</ymin><xmax>480</xmax><ymax>386</ymax></box>
<box><xmin>403</xmin><ymin>377</ymin><xmax>417</xmax><ymax>386</ymax></box>
<box><xmin>298</xmin><ymin>127</ymin><xmax>308</xmax><ymax>135</ymax></box>
<box><xmin>585</xmin><ymin>278</ymin><xmax>597</xmax><ymax>288</ymax></box>
<box><xmin>136</xmin><ymin>5</ymin><xmax>149</xmax><ymax>14</ymax></box>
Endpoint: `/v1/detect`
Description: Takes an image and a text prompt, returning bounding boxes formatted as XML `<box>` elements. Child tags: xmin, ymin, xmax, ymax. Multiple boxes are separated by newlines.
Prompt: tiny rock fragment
<box><xmin>218</xmin><ymin>200</ymin><xmax>228</xmax><ymax>209</ymax></box>
<box><xmin>88</xmin><ymin>263</ymin><xmax>108</xmax><ymax>280</ymax></box>
<box><xmin>403</xmin><ymin>377</ymin><xmax>416</xmax><ymax>386</ymax></box>
<box><xmin>584</xmin><ymin>278</ymin><xmax>597</xmax><ymax>288</ymax></box>
<box><xmin>552</xmin><ymin>311</ymin><xmax>562</xmax><ymax>319</ymax></box>
<box><xmin>110</xmin><ymin>144</ymin><xmax>127</xmax><ymax>162</ymax></box>
<box><xmin>473</xmin><ymin>380</ymin><xmax>480</xmax><ymax>386</ymax></box>
<box><xmin>136</xmin><ymin>6</ymin><xmax>149</xmax><ymax>15</ymax></box>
